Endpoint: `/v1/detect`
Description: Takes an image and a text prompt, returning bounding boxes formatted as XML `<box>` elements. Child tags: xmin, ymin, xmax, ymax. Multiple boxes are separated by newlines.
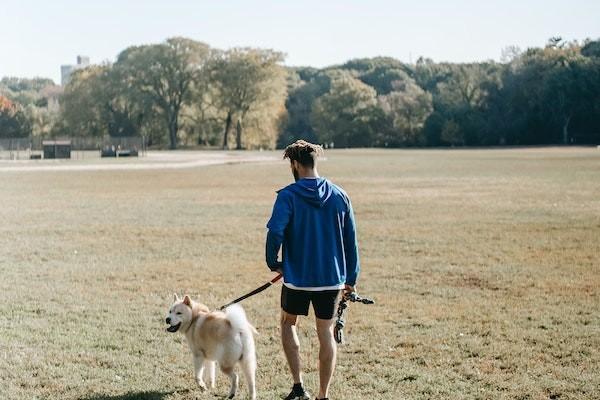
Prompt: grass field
<box><xmin>0</xmin><ymin>147</ymin><xmax>599</xmax><ymax>400</ymax></box>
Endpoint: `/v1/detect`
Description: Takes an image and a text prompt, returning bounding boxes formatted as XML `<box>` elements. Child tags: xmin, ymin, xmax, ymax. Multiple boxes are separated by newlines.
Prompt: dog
<box><xmin>166</xmin><ymin>294</ymin><xmax>257</xmax><ymax>399</ymax></box>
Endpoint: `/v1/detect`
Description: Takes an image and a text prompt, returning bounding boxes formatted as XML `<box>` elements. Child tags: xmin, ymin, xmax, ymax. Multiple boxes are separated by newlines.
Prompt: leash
<box><xmin>219</xmin><ymin>273</ymin><xmax>283</xmax><ymax>310</ymax></box>
<box><xmin>334</xmin><ymin>292</ymin><xmax>375</xmax><ymax>344</ymax></box>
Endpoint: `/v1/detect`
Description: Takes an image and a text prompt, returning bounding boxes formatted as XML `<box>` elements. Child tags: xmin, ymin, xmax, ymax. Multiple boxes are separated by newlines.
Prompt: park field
<box><xmin>0</xmin><ymin>147</ymin><xmax>599</xmax><ymax>400</ymax></box>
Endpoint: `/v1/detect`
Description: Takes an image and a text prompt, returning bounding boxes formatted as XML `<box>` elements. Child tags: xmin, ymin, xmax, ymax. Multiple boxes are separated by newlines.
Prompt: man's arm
<box><xmin>265</xmin><ymin>231</ymin><xmax>283</xmax><ymax>271</ymax></box>
<box><xmin>343</xmin><ymin>200</ymin><xmax>360</xmax><ymax>287</ymax></box>
<box><xmin>265</xmin><ymin>191</ymin><xmax>292</xmax><ymax>271</ymax></box>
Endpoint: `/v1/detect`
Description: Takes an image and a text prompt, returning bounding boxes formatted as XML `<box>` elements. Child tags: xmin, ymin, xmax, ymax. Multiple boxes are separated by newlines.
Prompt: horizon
<box><xmin>2</xmin><ymin>0</ymin><xmax>600</xmax><ymax>84</ymax></box>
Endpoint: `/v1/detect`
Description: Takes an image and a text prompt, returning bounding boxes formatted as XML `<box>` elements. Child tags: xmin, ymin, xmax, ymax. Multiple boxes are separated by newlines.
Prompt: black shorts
<box><xmin>281</xmin><ymin>285</ymin><xmax>341</xmax><ymax>320</ymax></box>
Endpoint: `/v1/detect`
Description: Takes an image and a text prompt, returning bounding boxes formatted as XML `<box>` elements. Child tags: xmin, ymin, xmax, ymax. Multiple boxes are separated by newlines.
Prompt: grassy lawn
<box><xmin>0</xmin><ymin>147</ymin><xmax>599</xmax><ymax>400</ymax></box>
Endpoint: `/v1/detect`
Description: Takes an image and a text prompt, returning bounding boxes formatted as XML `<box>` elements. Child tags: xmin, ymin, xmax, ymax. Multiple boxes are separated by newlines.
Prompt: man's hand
<box><xmin>268</xmin><ymin>260</ymin><xmax>283</xmax><ymax>273</ymax></box>
<box><xmin>344</xmin><ymin>284</ymin><xmax>356</xmax><ymax>295</ymax></box>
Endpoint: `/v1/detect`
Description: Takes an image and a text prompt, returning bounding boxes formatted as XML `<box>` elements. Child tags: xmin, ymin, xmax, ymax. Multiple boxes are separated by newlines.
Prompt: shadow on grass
<box><xmin>81</xmin><ymin>389</ymin><xmax>189</xmax><ymax>400</ymax></box>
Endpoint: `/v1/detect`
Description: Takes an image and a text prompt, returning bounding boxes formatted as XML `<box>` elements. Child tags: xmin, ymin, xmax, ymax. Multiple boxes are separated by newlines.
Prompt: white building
<box><xmin>60</xmin><ymin>56</ymin><xmax>90</xmax><ymax>86</ymax></box>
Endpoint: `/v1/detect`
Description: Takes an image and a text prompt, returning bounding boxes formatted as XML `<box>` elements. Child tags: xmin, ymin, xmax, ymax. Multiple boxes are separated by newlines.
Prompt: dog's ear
<box><xmin>173</xmin><ymin>293</ymin><xmax>180</xmax><ymax>302</ymax></box>
<box><xmin>183</xmin><ymin>295</ymin><xmax>192</xmax><ymax>307</ymax></box>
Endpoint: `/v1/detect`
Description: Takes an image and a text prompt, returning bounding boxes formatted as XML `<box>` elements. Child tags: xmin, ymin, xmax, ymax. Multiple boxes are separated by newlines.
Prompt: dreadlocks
<box><xmin>283</xmin><ymin>140</ymin><xmax>324</xmax><ymax>168</ymax></box>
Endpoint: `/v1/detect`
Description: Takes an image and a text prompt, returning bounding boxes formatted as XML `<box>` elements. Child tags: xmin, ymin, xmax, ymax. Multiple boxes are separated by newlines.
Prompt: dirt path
<box><xmin>0</xmin><ymin>151</ymin><xmax>280</xmax><ymax>172</ymax></box>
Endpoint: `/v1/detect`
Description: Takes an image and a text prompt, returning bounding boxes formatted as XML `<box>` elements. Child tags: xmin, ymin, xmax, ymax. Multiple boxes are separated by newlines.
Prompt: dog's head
<box><xmin>165</xmin><ymin>294</ymin><xmax>193</xmax><ymax>333</ymax></box>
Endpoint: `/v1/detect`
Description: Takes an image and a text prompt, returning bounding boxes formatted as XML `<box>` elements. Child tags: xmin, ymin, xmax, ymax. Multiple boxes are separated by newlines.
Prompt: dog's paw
<box><xmin>195</xmin><ymin>379</ymin><xmax>207</xmax><ymax>391</ymax></box>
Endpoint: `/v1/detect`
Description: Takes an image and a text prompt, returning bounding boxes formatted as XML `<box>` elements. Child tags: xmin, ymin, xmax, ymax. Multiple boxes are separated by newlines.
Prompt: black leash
<box><xmin>219</xmin><ymin>273</ymin><xmax>283</xmax><ymax>310</ymax></box>
<box><xmin>218</xmin><ymin>274</ymin><xmax>374</xmax><ymax>344</ymax></box>
<box><xmin>334</xmin><ymin>292</ymin><xmax>375</xmax><ymax>344</ymax></box>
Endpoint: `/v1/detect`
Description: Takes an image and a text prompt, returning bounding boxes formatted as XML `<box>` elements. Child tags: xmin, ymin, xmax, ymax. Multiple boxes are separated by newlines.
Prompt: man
<box><xmin>266</xmin><ymin>140</ymin><xmax>360</xmax><ymax>400</ymax></box>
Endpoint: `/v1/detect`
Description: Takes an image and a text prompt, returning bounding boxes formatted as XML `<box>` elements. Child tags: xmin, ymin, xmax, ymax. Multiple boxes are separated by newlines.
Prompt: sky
<box><xmin>2</xmin><ymin>0</ymin><xmax>600</xmax><ymax>84</ymax></box>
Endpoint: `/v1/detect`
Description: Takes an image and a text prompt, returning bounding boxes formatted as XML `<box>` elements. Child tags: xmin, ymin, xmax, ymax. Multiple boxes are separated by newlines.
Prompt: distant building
<box><xmin>60</xmin><ymin>55</ymin><xmax>90</xmax><ymax>86</ymax></box>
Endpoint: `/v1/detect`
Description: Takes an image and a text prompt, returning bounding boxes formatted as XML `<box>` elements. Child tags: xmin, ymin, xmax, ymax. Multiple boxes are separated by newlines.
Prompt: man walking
<box><xmin>266</xmin><ymin>140</ymin><xmax>360</xmax><ymax>400</ymax></box>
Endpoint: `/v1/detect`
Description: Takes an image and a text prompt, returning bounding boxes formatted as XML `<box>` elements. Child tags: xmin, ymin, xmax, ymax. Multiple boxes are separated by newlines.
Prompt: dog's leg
<box><xmin>221</xmin><ymin>365</ymin><xmax>238</xmax><ymax>399</ymax></box>
<box><xmin>193</xmin><ymin>354</ymin><xmax>208</xmax><ymax>391</ymax></box>
<box><xmin>203</xmin><ymin>360</ymin><xmax>216</xmax><ymax>389</ymax></box>
<box><xmin>241</xmin><ymin>356</ymin><xmax>257</xmax><ymax>400</ymax></box>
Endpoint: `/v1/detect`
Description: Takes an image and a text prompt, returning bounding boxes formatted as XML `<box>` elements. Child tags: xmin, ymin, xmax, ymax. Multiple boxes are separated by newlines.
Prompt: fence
<box><xmin>0</xmin><ymin>136</ymin><xmax>147</xmax><ymax>160</ymax></box>
<box><xmin>0</xmin><ymin>138</ymin><xmax>36</xmax><ymax>160</ymax></box>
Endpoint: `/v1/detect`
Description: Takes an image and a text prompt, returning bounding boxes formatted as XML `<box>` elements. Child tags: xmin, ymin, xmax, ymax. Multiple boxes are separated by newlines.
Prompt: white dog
<box><xmin>166</xmin><ymin>294</ymin><xmax>257</xmax><ymax>399</ymax></box>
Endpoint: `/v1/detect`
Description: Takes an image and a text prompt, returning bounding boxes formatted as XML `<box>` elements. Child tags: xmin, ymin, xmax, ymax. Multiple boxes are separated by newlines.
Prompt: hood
<box><xmin>284</xmin><ymin>177</ymin><xmax>333</xmax><ymax>208</ymax></box>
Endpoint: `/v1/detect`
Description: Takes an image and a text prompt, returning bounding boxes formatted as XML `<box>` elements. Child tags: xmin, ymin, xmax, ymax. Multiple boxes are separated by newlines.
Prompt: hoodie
<box><xmin>266</xmin><ymin>177</ymin><xmax>360</xmax><ymax>289</ymax></box>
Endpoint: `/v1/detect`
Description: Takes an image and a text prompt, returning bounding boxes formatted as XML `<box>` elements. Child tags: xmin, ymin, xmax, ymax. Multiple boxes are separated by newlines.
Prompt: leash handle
<box><xmin>334</xmin><ymin>291</ymin><xmax>375</xmax><ymax>344</ymax></box>
<box><xmin>344</xmin><ymin>292</ymin><xmax>375</xmax><ymax>304</ymax></box>
<box><xmin>219</xmin><ymin>273</ymin><xmax>282</xmax><ymax>310</ymax></box>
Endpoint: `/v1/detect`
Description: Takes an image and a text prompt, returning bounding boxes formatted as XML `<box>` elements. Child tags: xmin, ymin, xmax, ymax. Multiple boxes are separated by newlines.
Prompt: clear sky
<box><xmin>2</xmin><ymin>0</ymin><xmax>599</xmax><ymax>84</ymax></box>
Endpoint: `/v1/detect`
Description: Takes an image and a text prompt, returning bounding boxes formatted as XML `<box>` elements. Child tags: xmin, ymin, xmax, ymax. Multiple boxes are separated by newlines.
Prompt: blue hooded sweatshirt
<box><xmin>266</xmin><ymin>177</ymin><xmax>360</xmax><ymax>289</ymax></box>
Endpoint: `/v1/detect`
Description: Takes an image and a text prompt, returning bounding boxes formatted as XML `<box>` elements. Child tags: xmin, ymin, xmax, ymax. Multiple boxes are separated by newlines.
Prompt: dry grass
<box><xmin>0</xmin><ymin>147</ymin><xmax>599</xmax><ymax>400</ymax></box>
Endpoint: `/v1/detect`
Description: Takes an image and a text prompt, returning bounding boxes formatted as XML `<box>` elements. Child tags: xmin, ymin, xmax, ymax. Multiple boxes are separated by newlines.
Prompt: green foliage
<box><xmin>286</xmin><ymin>38</ymin><xmax>600</xmax><ymax>147</ymax></box>
<box><xmin>378</xmin><ymin>75</ymin><xmax>433</xmax><ymax>146</ymax></box>
<box><xmin>427</xmin><ymin>63</ymin><xmax>503</xmax><ymax>145</ymax></box>
<box><xmin>581</xmin><ymin>39</ymin><xmax>600</xmax><ymax>58</ymax></box>
<box><xmin>0</xmin><ymin>96</ymin><xmax>31</xmax><ymax>138</ymax></box>
<box><xmin>54</xmin><ymin>39</ymin><xmax>287</xmax><ymax>149</ymax></box>
<box><xmin>0</xmin><ymin>77</ymin><xmax>61</xmax><ymax>138</ymax></box>
<box><xmin>207</xmin><ymin>48</ymin><xmax>287</xmax><ymax>149</ymax></box>
<box><xmin>2</xmin><ymin>36</ymin><xmax>600</xmax><ymax>148</ymax></box>
<box><xmin>341</xmin><ymin>57</ymin><xmax>412</xmax><ymax>95</ymax></box>
<box><xmin>489</xmin><ymin>43</ymin><xmax>600</xmax><ymax>145</ymax></box>
<box><xmin>114</xmin><ymin>37</ymin><xmax>211</xmax><ymax>149</ymax></box>
<box><xmin>279</xmin><ymin>69</ymin><xmax>331</xmax><ymax>147</ymax></box>
<box><xmin>60</xmin><ymin>66</ymin><xmax>111</xmax><ymax>137</ymax></box>
<box><xmin>0</xmin><ymin>77</ymin><xmax>55</xmax><ymax>104</ymax></box>
<box><xmin>311</xmin><ymin>71</ymin><xmax>383</xmax><ymax>147</ymax></box>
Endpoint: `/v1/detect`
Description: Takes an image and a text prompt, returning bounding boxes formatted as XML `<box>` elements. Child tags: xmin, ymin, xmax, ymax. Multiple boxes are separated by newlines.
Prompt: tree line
<box><xmin>1</xmin><ymin>36</ymin><xmax>600</xmax><ymax>148</ymax></box>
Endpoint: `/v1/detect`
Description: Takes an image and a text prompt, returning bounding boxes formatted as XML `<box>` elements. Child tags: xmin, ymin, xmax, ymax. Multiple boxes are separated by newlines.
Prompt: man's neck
<box><xmin>298</xmin><ymin>169</ymin><xmax>319</xmax><ymax>179</ymax></box>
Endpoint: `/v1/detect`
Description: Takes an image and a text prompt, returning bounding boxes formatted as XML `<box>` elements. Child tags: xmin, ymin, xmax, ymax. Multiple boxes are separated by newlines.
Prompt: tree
<box><xmin>541</xmin><ymin>46</ymin><xmax>592</xmax><ymax>144</ymax></box>
<box><xmin>440</xmin><ymin>120</ymin><xmax>463</xmax><ymax>146</ymax></box>
<box><xmin>581</xmin><ymin>39</ymin><xmax>600</xmax><ymax>58</ymax></box>
<box><xmin>502</xmin><ymin>43</ymin><xmax>591</xmax><ymax>144</ymax></box>
<box><xmin>60</xmin><ymin>65</ymin><xmax>111</xmax><ymax>137</ymax></box>
<box><xmin>413</xmin><ymin>58</ymin><xmax>453</xmax><ymax>93</ymax></box>
<box><xmin>5</xmin><ymin>38</ymin><xmax>600</xmax><ymax>148</ymax></box>
<box><xmin>428</xmin><ymin>63</ymin><xmax>502</xmax><ymax>145</ymax></box>
<box><xmin>280</xmin><ymin>69</ymin><xmax>331</xmax><ymax>147</ymax></box>
<box><xmin>0</xmin><ymin>96</ymin><xmax>31</xmax><ymax>138</ymax></box>
<box><xmin>116</xmin><ymin>37</ymin><xmax>211</xmax><ymax>149</ymax></box>
<box><xmin>500</xmin><ymin>46</ymin><xmax>522</xmax><ymax>63</ymax></box>
<box><xmin>341</xmin><ymin>57</ymin><xmax>412</xmax><ymax>95</ymax></box>
<box><xmin>378</xmin><ymin>75</ymin><xmax>433</xmax><ymax>145</ymax></box>
<box><xmin>60</xmin><ymin>62</ymin><xmax>159</xmax><ymax>141</ymax></box>
<box><xmin>311</xmin><ymin>71</ymin><xmax>383</xmax><ymax>147</ymax></box>
<box><xmin>0</xmin><ymin>77</ymin><xmax>55</xmax><ymax>105</ymax></box>
<box><xmin>543</xmin><ymin>60</ymin><xmax>579</xmax><ymax>144</ymax></box>
<box><xmin>25</xmin><ymin>104</ymin><xmax>57</xmax><ymax>137</ymax></box>
<box><xmin>208</xmin><ymin>48</ymin><xmax>286</xmax><ymax>149</ymax></box>
<box><xmin>1</xmin><ymin>77</ymin><xmax>62</xmax><ymax>138</ymax></box>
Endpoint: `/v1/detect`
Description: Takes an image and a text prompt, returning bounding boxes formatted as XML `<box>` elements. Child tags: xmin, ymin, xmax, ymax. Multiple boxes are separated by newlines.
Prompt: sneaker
<box><xmin>284</xmin><ymin>385</ymin><xmax>311</xmax><ymax>400</ymax></box>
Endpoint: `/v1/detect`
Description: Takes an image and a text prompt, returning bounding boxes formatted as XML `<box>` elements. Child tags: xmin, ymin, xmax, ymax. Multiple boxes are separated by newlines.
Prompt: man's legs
<box><xmin>315</xmin><ymin>316</ymin><xmax>336</xmax><ymax>399</ymax></box>
<box><xmin>281</xmin><ymin>310</ymin><xmax>302</xmax><ymax>384</ymax></box>
<box><xmin>280</xmin><ymin>286</ymin><xmax>312</xmax><ymax>399</ymax></box>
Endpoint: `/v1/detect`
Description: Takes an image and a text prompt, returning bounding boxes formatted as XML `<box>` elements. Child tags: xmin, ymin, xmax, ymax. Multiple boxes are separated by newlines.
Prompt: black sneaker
<box><xmin>284</xmin><ymin>384</ymin><xmax>311</xmax><ymax>400</ymax></box>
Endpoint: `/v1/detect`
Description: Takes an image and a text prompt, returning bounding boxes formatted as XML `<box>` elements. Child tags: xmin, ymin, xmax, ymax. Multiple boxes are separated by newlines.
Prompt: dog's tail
<box><xmin>226</xmin><ymin>304</ymin><xmax>257</xmax><ymax>364</ymax></box>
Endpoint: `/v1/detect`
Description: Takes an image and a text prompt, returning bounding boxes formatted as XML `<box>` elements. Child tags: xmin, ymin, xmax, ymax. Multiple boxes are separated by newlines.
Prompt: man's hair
<box><xmin>283</xmin><ymin>140</ymin><xmax>324</xmax><ymax>168</ymax></box>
